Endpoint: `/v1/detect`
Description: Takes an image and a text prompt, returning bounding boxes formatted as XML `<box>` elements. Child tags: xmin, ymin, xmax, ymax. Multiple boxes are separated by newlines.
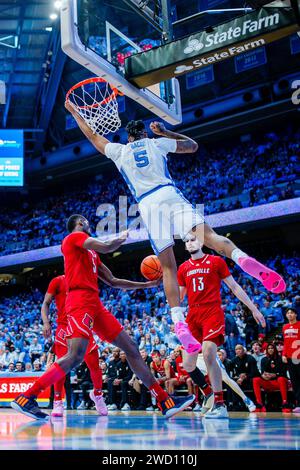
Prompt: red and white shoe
<box><xmin>89</xmin><ymin>391</ymin><xmax>108</xmax><ymax>416</ymax></box>
<box><xmin>51</xmin><ymin>400</ymin><xmax>64</xmax><ymax>418</ymax></box>
<box><xmin>255</xmin><ymin>404</ymin><xmax>266</xmax><ymax>413</ymax></box>
<box><xmin>175</xmin><ymin>321</ymin><xmax>202</xmax><ymax>354</ymax></box>
<box><xmin>238</xmin><ymin>257</ymin><xmax>286</xmax><ymax>294</ymax></box>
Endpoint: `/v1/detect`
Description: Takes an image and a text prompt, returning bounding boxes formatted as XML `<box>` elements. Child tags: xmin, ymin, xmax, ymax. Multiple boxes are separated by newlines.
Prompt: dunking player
<box><xmin>179</xmin><ymin>235</ymin><xmax>265</xmax><ymax>418</ymax></box>
<box><xmin>11</xmin><ymin>215</ymin><xmax>194</xmax><ymax>419</ymax></box>
<box><xmin>65</xmin><ymin>101</ymin><xmax>285</xmax><ymax>355</ymax></box>
<box><xmin>41</xmin><ymin>274</ymin><xmax>106</xmax><ymax>417</ymax></box>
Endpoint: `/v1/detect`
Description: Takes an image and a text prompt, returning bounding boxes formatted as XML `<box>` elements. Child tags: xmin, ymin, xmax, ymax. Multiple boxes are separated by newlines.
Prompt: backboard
<box><xmin>61</xmin><ymin>0</ymin><xmax>182</xmax><ymax>125</ymax></box>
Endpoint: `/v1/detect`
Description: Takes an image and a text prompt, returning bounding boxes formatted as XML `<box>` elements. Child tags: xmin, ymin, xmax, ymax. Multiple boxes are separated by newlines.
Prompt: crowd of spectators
<box><xmin>0</xmin><ymin>253</ymin><xmax>299</xmax><ymax>411</ymax></box>
<box><xmin>0</xmin><ymin>128</ymin><xmax>299</xmax><ymax>256</ymax></box>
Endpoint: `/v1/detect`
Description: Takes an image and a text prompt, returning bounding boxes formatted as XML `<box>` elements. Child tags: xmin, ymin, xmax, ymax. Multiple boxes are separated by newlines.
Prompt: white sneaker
<box><xmin>51</xmin><ymin>400</ymin><xmax>64</xmax><ymax>417</ymax></box>
<box><xmin>244</xmin><ymin>397</ymin><xmax>256</xmax><ymax>412</ymax></box>
<box><xmin>193</xmin><ymin>403</ymin><xmax>202</xmax><ymax>412</ymax></box>
<box><xmin>77</xmin><ymin>400</ymin><xmax>87</xmax><ymax>410</ymax></box>
<box><xmin>146</xmin><ymin>406</ymin><xmax>154</xmax><ymax>411</ymax></box>
<box><xmin>89</xmin><ymin>391</ymin><xmax>108</xmax><ymax>416</ymax></box>
<box><xmin>121</xmin><ymin>403</ymin><xmax>131</xmax><ymax>411</ymax></box>
<box><xmin>293</xmin><ymin>406</ymin><xmax>300</xmax><ymax>413</ymax></box>
<box><xmin>107</xmin><ymin>403</ymin><xmax>118</xmax><ymax>411</ymax></box>
<box><xmin>201</xmin><ymin>393</ymin><xmax>214</xmax><ymax>415</ymax></box>
<box><xmin>204</xmin><ymin>404</ymin><xmax>229</xmax><ymax>419</ymax></box>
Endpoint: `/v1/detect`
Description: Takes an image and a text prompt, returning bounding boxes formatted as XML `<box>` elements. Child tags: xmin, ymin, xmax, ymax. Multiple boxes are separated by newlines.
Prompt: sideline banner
<box><xmin>0</xmin><ymin>373</ymin><xmax>50</xmax><ymax>407</ymax></box>
<box><xmin>125</xmin><ymin>7</ymin><xmax>300</xmax><ymax>87</ymax></box>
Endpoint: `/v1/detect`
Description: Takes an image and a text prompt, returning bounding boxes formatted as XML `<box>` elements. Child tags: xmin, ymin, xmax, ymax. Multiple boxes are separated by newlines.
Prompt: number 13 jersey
<box><xmin>177</xmin><ymin>255</ymin><xmax>231</xmax><ymax>308</ymax></box>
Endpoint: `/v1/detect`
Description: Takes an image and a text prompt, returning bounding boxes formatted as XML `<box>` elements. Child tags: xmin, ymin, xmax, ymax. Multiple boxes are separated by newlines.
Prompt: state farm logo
<box><xmin>174</xmin><ymin>38</ymin><xmax>266</xmax><ymax>75</ymax></box>
<box><xmin>184</xmin><ymin>38</ymin><xmax>204</xmax><ymax>54</ymax></box>
<box><xmin>174</xmin><ymin>65</ymin><xmax>194</xmax><ymax>74</ymax></box>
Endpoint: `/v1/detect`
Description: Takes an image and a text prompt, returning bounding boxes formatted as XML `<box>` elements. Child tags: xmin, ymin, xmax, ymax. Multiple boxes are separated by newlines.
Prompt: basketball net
<box><xmin>66</xmin><ymin>78</ymin><xmax>122</xmax><ymax>136</ymax></box>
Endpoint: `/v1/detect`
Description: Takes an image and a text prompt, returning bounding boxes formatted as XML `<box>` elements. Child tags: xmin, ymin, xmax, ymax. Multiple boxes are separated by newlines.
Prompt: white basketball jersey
<box><xmin>104</xmin><ymin>137</ymin><xmax>177</xmax><ymax>201</ymax></box>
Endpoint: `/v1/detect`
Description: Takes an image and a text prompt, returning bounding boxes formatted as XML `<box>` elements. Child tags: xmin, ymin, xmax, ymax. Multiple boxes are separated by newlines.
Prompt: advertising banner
<box><xmin>125</xmin><ymin>7</ymin><xmax>299</xmax><ymax>87</ymax></box>
<box><xmin>0</xmin><ymin>373</ymin><xmax>50</xmax><ymax>407</ymax></box>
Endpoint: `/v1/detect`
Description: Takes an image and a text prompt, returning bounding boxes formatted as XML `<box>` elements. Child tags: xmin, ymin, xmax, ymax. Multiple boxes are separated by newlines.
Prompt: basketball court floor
<box><xmin>1</xmin><ymin>409</ymin><xmax>299</xmax><ymax>450</ymax></box>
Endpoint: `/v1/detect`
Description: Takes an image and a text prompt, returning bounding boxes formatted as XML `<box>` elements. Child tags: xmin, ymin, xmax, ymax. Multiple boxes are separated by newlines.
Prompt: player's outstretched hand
<box><xmin>150</xmin><ymin>121</ymin><xmax>167</xmax><ymax>135</ymax></box>
<box><xmin>252</xmin><ymin>308</ymin><xmax>266</xmax><ymax>328</ymax></box>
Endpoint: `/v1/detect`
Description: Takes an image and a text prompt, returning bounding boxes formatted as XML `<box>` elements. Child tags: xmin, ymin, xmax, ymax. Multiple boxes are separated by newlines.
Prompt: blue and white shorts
<box><xmin>138</xmin><ymin>185</ymin><xmax>204</xmax><ymax>255</ymax></box>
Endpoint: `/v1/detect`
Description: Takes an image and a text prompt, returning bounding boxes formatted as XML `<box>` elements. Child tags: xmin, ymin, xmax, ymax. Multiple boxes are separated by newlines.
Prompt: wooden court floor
<box><xmin>0</xmin><ymin>409</ymin><xmax>299</xmax><ymax>450</ymax></box>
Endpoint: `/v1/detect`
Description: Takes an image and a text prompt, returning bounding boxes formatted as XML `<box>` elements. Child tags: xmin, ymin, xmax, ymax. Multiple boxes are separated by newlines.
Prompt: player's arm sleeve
<box><xmin>104</xmin><ymin>143</ymin><xmax>123</xmax><ymax>164</ymax></box>
<box><xmin>155</xmin><ymin>137</ymin><xmax>177</xmax><ymax>157</ymax></box>
<box><xmin>46</xmin><ymin>278</ymin><xmax>58</xmax><ymax>295</ymax></box>
<box><xmin>217</xmin><ymin>257</ymin><xmax>231</xmax><ymax>279</ymax></box>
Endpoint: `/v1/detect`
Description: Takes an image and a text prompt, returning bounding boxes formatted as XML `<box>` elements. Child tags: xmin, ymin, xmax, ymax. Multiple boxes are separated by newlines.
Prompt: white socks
<box><xmin>231</xmin><ymin>248</ymin><xmax>248</xmax><ymax>265</ymax></box>
<box><xmin>171</xmin><ymin>306</ymin><xmax>185</xmax><ymax>323</ymax></box>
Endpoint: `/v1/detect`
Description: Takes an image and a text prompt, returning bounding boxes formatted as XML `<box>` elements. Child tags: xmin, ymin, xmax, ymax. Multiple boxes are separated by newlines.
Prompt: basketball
<box><xmin>140</xmin><ymin>255</ymin><xmax>162</xmax><ymax>281</ymax></box>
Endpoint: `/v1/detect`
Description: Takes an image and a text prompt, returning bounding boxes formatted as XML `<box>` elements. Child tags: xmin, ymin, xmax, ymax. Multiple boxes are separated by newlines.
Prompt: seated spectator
<box><xmin>7</xmin><ymin>362</ymin><xmax>15</xmax><ymax>373</ymax></box>
<box><xmin>217</xmin><ymin>348</ymin><xmax>232</xmax><ymax>375</ymax></box>
<box><xmin>115</xmin><ymin>351</ymin><xmax>133</xmax><ymax>411</ymax></box>
<box><xmin>106</xmin><ymin>347</ymin><xmax>121</xmax><ymax>410</ymax></box>
<box><xmin>252</xmin><ymin>343</ymin><xmax>290</xmax><ymax>412</ymax></box>
<box><xmin>274</xmin><ymin>339</ymin><xmax>284</xmax><ymax>358</ymax></box>
<box><xmin>231</xmin><ymin>344</ymin><xmax>260</xmax><ymax>408</ymax></box>
<box><xmin>167</xmin><ymin>346</ymin><xmax>194</xmax><ymax>396</ymax></box>
<box><xmin>250</xmin><ymin>341</ymin><xmax>265</xmax><ymax>373</ymax></box>
<box><xmin>257</xmin><ymin>334</ymin><xmax>268</xmax><ymax>352</ymax></box>
<box><xmin>150</xmin><ymin>350</ymin><xmax>176</xmax><ymax>393</ymax></box>
<box><xmin>32</xmin><ymin>360</ymin><xmax>43</xmax><ymax>372</ymax></box>
<box><xmin>76</xmin><ymin>361</ymin><xmax>98</xmax><ymax>410</ymax></box>
<box><xmin>225</xmin><ymin>311</ymin><xmax>240</xmax><ymax>359</ymax></box>
<box><xmin>129</xmin><ymin>349</ymin><xmax>152</xmax><ymax>410</ymax></box>
<box><xmin>25</xmin><ymin>362</ymin><xmax>32</xmax><ymax>372</ymax></box>
<box><xmin>29</xmin><ymin>337</ymin><xmax>43</xmax><ymax>364</ymax></box>
<box><xmin>15</xmin><ymin>361</ymin><xmax>24</xmax><ymax>372</ymax></box>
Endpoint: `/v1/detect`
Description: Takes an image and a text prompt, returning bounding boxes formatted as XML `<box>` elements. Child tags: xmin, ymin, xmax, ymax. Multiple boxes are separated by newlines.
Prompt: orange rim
<box><xmin>66</xmin><ymin>77</ymin><xmax>123</xmax><ymax>110</ymax></box>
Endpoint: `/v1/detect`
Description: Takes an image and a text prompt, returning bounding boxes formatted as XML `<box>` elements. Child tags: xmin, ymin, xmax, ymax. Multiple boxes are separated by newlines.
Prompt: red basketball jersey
<box><xmin>47</xmin><ymin>275</ymin><xmax>67</xmax><ymax>324</ymax></box>
<box><xmin>152</xmin><ymin>359</ymin><xmax>175</xmax><ymax>378</ymax></box>
<box><xmin>177</xmin><ymin>254</ymin><xmax>231</xmax><ymax>307</ymax></box>
<box><xmin>61</xmin><ymin>232</ymin><xmax>101</xmax><ymax>293</ymax></box>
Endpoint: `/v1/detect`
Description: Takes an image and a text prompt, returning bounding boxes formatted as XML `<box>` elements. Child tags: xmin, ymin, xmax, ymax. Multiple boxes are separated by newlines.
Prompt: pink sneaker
<box><xmin>89</xmin><ymin>391</ymin><xmax>108</xmax><ymax>416</ymax></box>
<box><xmin>293</xmin><ymin>407</ymin><xmax>300</xmax><ymax>413</ymax></box>
<box><xmin>51</xmin><ymin>400</ymin><xmax>64</xmax><ymax>417</ymax></box>
<box><xmin>175</xmin><ymin>321</ymin><xmax>202</xmax><ymax>354</ymax></box>
<box><xmin>238</xmin><ymin>257</ymin><xmax>286</xmax><ymax>294</ymax></box>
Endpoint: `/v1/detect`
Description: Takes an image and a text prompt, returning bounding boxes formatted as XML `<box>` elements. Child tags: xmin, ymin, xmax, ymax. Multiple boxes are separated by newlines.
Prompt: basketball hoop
<box><xmin>66</xmin><ymin>77</ymin><xmax>123</xmax><ymax>136</ymax></box>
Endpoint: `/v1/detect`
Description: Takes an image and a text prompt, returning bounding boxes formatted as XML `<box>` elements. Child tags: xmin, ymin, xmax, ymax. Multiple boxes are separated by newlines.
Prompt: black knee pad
<box><xmin>188</xmin><ymin>367</ymin><xmax>207</xmax><ymax>388</ymax></box>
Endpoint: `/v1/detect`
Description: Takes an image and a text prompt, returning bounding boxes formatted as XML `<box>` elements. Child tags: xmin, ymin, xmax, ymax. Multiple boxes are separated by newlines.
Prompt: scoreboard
<box><xmin>0</xmin><ymin>129</ymin><xmax>24</xmax><ymax>187</ymax></box>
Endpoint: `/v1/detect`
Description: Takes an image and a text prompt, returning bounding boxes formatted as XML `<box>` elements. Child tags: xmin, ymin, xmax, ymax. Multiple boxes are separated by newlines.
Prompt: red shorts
<box><xmin>53</xmin><ymin>323</ymin><xmax>98</xmax><ymax>358</ymax></box>
<box><xmin>65</xmin><ymin>290</ymin><xmax>123</xmax><ymax>343</ymax></box>
<box><xmin>186</xmin><ymin>304</ymin><xmax>225</xmax><ymax>347</ymax></box>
